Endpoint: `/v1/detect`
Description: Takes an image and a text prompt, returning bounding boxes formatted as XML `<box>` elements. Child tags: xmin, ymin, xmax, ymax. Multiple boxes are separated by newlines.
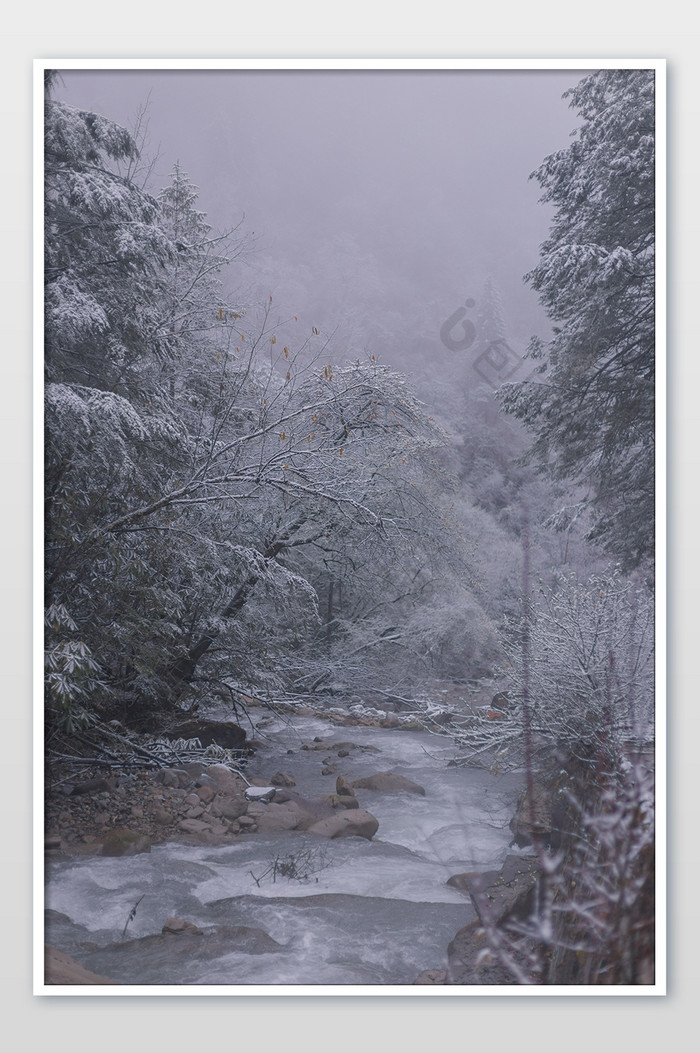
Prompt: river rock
<box><xmin>270</xmin><ymin>771</ymin><xmax>296</xmax><ymax>787</ymax></box>
<box><xmin>464</xmin><ymin>855</ymin><xmax>542</xmax><ymax>925</ymax></box>
<box><xmin>180</xmin><ymin>760</ymin><xmax>206</xmax><ymax>778</ymax></box>
<box><xmin>178</xmin><ymin>818</ymin><xmax>211</xmax><ymax>836</ymax></box>
<box><xmin>306</xmin><ymin>808</ymin><xmax>379</xmax><ymax>840</ymax></box>
<box><xmin>95</xmin><ymin>925</ymin><xmax>283</xmax><ymax>969</ymax></box>
<box><xmin>510</xmin><ymin>784</ymin><xmax>554</xmax><ymax>847</ymax></box>
<box><xmin>196</xmin><ymin>784</ymin><xmax>216</xmax><ymax>804</ymax></box>
<box><xmin>224</xmin><ymin>926</ymin><xmax>285</xmax><ymax>954</ymax></box>
<box><xmin>203</xmin><ymin>764</ymin><xmax>248</xmax><ymax>796</ymax></box>
<box><xmin>210</xmin><ymin>796</ymin><xmax>248</xmax><ymax>821</ymax></box>
<box><xmin>245</xmin><ymin>785</ymin><xmax>277</xmax><ymax>802</ymax></box>
<box><xmin>335</xmin><ymin>776</ymin><xmax>355</xmax><ymax>797</ymax></box>
<box><xmin>326</xmin><ymin>793</ymin><xmax>359</xmax><ymax>810</ymax></box>
<box><xmin>157</xmin><ymin>768</ymin><xmax>190</xmax><ymax>789</ymax></box>
<box><xmin>70</xmin><ymin>777</ymin><xmax>115</xmax><ymax>796</ymax></box>
<box><xmin>162</xmin><ymin>917</ymin><xmax>203</xmax><ymax>936</ymax></box>
<box><xmin>491</xmin><ymin>691</ymin><xmax>511</xmax><ymax>711</ymax></box>
<box><xmin>302</xmin><ymin>739</ymin><xmax>362</xmax><ymax>752</ymax></box>
<box><xmin>266</xmin><ymin>791</ymin><xmax>336</xmax><ymax>830</ymax></box>
<box><xmin>45</xmin><ymin>947</ymin><xmax>121</xmax><ymax>985</ymax></box>
<box><xmin>446</xmin><ymin>872</ymin><xmax>478</xmax><ymax>893</ymax></box>
<box><xmin>100</xmin><ymin>828</ymin><xmax>152</xmax><ymax>857</ymax></box>
<box><xmin>413</xmin><ymin>969</ymin><xmax>447</xmax><ymax>984</ymax></box>
<box><xmin>351</xmin><ymin>772</ymin><xmax>426</xmax><ymax>795</ymax></box>
<box><xmin>195</xmin><ymin>774</ymin><xmax>219</xmax><ymax>791</ymax></box>
<box><xmin>255</xmin><ymin>802</ymin><xmax>303</xmax><ymax>833</ymax></box>
<box><xmin>445</xmin><ymin>920</ymin><xmax>516</xmax><ymax>985</ymax></box>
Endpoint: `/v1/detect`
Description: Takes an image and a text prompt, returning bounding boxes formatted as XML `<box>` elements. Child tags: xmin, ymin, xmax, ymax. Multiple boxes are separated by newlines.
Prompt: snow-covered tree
<box><xmin>475</xmin><ymin>275</ymin><xmax>507</xmax><ymax>349</ymax></box>
<box><xmin>44</xmin><ymin>83</ymin><xmax>471</xmax><ymax>731</ymax></box>
<box><xmin>499</xmin><ymin>70</ymin><xmax>656</xmax><ymax>573</ymax></box>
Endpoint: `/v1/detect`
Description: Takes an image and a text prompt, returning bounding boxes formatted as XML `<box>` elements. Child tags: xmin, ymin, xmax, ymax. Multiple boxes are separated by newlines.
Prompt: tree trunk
<box><xmin>166</xmin><ymin>521</ymin><xmax>308</xmax><ymax>691</ymax></box>
<box><xmin>168</xmin><ymin>578</ymin><xmax>257</xmax><ymax>685</ymax></box>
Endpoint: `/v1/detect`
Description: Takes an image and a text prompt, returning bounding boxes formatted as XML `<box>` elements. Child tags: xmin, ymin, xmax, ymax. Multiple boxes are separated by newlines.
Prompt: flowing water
<box><xmin>45</xmin><ymin>706</ymin><xmax>526</xmax><ymax>987</ymax></box>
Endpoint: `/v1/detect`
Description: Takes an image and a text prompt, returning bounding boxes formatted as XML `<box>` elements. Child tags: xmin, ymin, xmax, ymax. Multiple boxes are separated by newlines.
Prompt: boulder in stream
<box><xmin>162</xmin><ymin>917</ymin><xmax>203</xmax><ymax>936</ymax></box>
<box><xmin>203</xmin><ymin>764</ymin><xmax>248</xmax><ymax>797</ymax></box>
<box><xmin>255</xmin><ymin>801</ymin><xmax>304</xmax><ymax>832</ymax></box>
<box><xmin>509</xmin><ymin>784</ymin><xmax>554</xmax><ymax>847</ymax></box>
<box><xmin>351</xmin><ymin>772</ymin><xmax>426</xmax><ymax>796</ymax></box>
<box><xmin>270</xmin><ymin>771</ymin><xmax>297</xmax><ymax>787</ymax></box>
<box><xmin>100</xmin><ymin>828</ymin><xmax>152</xmax><ymax>857</ymax></box>
<box><xmin>45</xmin><ymin>947</ymin><xmax>120</xmax><ymax>985</ymax></box>
<box><xmin>335</xmin><ymin>775</ymin><xmax>355</xmax><ymax>797</ymax></box>
<box><xmin>306</xmin><ymin>808</ymin><xmax>379</xmax><ymax>840</ymax></box>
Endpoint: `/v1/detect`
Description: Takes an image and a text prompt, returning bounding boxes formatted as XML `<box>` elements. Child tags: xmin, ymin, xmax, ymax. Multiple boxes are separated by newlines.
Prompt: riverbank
<box><xmin>44</xmin><ymin>689</ymin><xmax>528</xmax><ymax>986</ymax></box>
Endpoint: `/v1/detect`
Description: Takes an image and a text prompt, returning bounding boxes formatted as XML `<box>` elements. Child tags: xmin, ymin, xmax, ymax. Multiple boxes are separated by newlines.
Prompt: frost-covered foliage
<box><xmin>45</xmin><ymin>99</ymin><xmax>177</xmax><ymax>392</ymax></box>
<box><xmin>44</xmin><ymin>86</ymin><xmax>477</xmax><ymax>731</ymax></box>
<box><xmin>499</xmin><ymin>69</ymin><xmax>656</xmax><ymax>572</ymax></box>
<box><xmin>504</xmin><ymin>569</ymin><xmax>654</xmax><ymax>768</ymax></box>
<box><xmin>474</xmin><ymin>759</ymin><xmax>655</xmax><ymax>985</ymax></box>
<box><xmin>460</xmin><ymin>567</ymin><xmax>655</xmax><ymax>985</ymax></box>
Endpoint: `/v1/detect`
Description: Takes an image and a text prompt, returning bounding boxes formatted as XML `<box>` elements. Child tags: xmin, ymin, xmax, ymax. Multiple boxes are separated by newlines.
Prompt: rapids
<box><xmin>45</xmin><ymin>705</ymin><xmax>526</xmax><ymax>987</ymax></box>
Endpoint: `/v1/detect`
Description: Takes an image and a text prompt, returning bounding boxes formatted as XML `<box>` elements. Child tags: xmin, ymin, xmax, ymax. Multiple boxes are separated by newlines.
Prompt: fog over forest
<box><xmin>57</xmin><ymin>68</ymin><xmax>581</xmax><ymax>384</ymax></box>
<box><xmin>44</xmin><ymin>66</ymin><xmax>657</xmax><ymax>989</ymax></box>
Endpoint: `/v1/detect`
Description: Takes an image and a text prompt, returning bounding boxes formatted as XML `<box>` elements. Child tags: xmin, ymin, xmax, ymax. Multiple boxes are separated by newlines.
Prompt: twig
<box><xmin>121</xmin><ymin>894</ymin><xmax>145</xmax><ymax>940</ymax></box>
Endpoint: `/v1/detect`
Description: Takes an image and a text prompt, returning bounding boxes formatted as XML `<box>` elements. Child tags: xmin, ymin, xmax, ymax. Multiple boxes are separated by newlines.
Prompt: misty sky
<box><xmin>56</xmin><ymin>67</ymin><xmax>585</xmax><ymax>388</ymax></box>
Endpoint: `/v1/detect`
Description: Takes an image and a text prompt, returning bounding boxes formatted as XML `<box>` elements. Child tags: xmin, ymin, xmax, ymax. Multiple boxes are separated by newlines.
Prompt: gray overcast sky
<box><xmin>56</xmin><ymin>67</ymin><xmax>584</xmax><ymax>385</ymax></box>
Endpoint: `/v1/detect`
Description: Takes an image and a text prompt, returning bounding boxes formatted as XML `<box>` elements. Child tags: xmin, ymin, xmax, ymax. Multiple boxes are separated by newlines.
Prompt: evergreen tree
<box><xmin>44</xmin><ymin>87</ymin><xmax>469</xmax><ymax>731</ymax></box>
<box><xmin>499</xmin><ymin>69</ymin><xmax>656</xmax><ymax>572</ymax></box>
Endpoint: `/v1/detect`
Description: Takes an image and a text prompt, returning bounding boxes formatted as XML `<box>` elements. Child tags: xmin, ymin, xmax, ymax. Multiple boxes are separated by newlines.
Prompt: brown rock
<box><xmin>326</xmin><ymin>793</ymin><xmax>360</xmax><ymax>810</ymax></box>
<box><xmin>413</xmin><ymin>969</ymin><xmax>447</xmax><ymax>985</ymax></box>
<box><xmin>100</xmin><ymin>828</ymin><xmax>151</xmax><ymax>857</ymax></box>
<box><xmin>196</xmin><ymin>785</ymin><xmax>216</xmax><ymax>804</ymax></box>
<box><xmin>158</xmin><ymin>769</ymin><xmax>189</xmax><ymax>789</ymax></box>
<box><xmin>446</xmin><ymin>872</ymin><xmax>478</xmax><ymax>893</ymax></box>
<box><xmin>225</xmin><ymin>926</ymin><xmax>285</xmax><ymax>954</ymax></box>
<box><xmin>210</xmin><ymin>796</ymin><xmax>248</xmax><ymax>821</ymax></box>
<box><xmin>270</xmin><ymin>771</ymin><xmax>296</xmax><ymax>787</ymax></box>
<box><xmin>255</xmin><ymin>802</ymin><xmax>302</xmax><ymax>833</ymax></box>
<box><xmin>70</xmin><ymin>777</ymin><xmax>115</xmax><ymax>797</ymax></box>
<box><xmin>510</xmin><ymin>785</ymin><xmax>554</xmax><ymax>847</ymax></box>
<box><xmin>335</xmin><ymin>776</ymin><xmax>355</xmax><ymax>797</ymax></box>
<box><xmin>203</xmin><ymin>764</ymin><xmax>248</xmax><ymax>797</ymax></box>
<box><xmin>45</xmin><ymin>947</ymin><xmax>120</xmax><ymax>985</ymax></box>
<box><xmin>445</xmin><ymin>919</ymin><xmax>515</xmax><ymax>985</ymax></box>
<box><xmin>207</xmin><ymin>819</ymin><xmax>230</xmax><ymax>837</ymax></box>
<box><xmin>465</xmin><ymin>855</ymin><xmax>542</xmax><ymax>925</ymax></box>
<box><xmin>306</xmin><ymin>808</ymin><xmax>379</xmax><ymax>840</ymax></box>
<box><xmin>178</xmin><ymin>818</ymin><xmax>211</xmax><ymax>835</ymax></box>
<box><xmin>162</xmin><ymin>917</ymin><xmax>203</xmax><ymax>936</ymax></box>
<box><xmin>351</xmin><ymin>772</ymin><xmax>426</xmax><ymax>795</ymax></box>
